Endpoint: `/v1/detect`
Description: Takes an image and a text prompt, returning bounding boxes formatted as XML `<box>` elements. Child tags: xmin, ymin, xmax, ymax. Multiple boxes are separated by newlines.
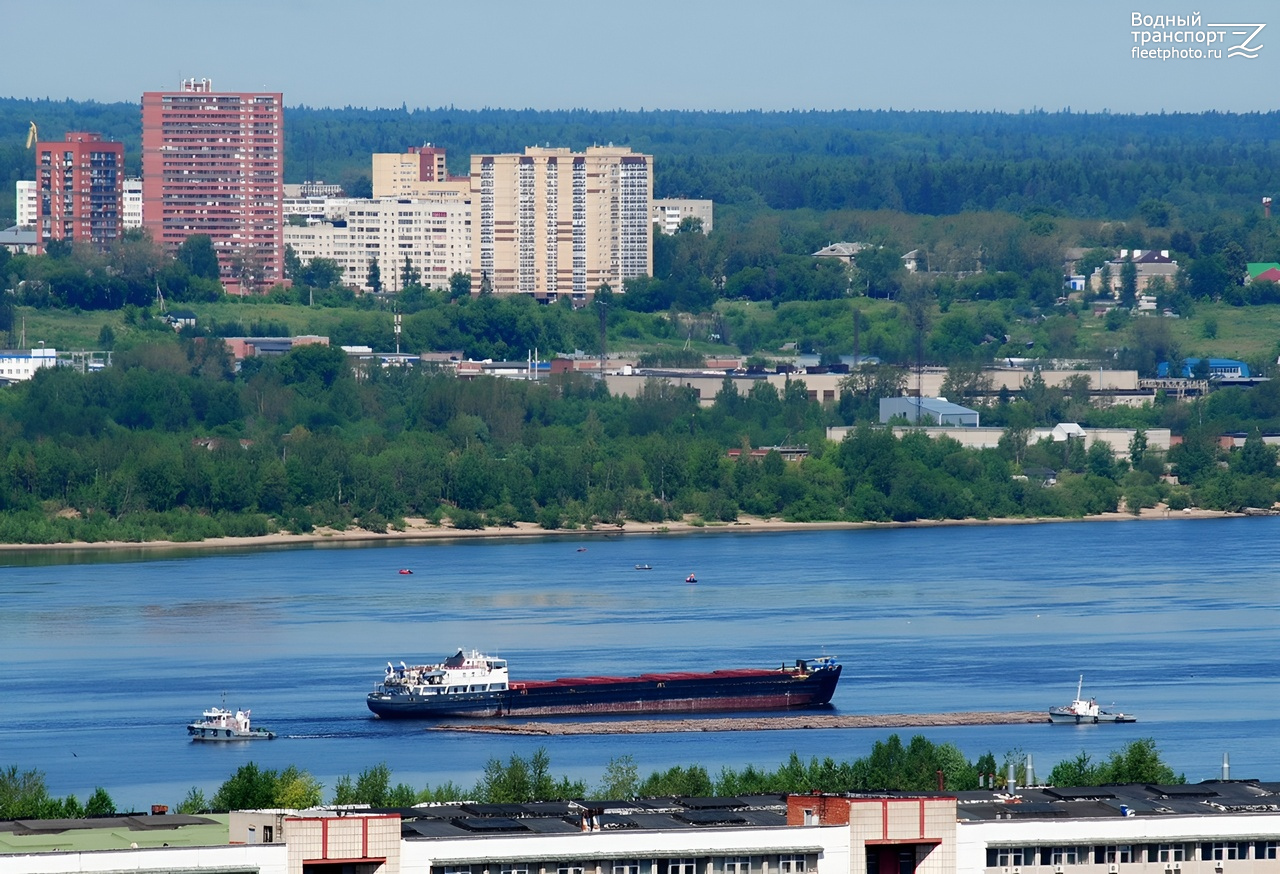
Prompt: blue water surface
<box><xmin>1</xmin><ymin>518</ymin><xmax>1276</xmax><ymax>810</ymax></box>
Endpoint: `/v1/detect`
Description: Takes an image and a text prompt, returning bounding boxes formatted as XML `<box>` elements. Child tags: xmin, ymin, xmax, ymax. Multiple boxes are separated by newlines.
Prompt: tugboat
<box><xmin>187</xmin><ymin>706</ymin><xmax>277</xmax><ymax>741</ymax></box>
<box><xmin>685</xmin><ymin>573</ymin><xmax>698</xmax><ymax>584</ymax></box>
<box><xmin>1048</xmin><ymin>675</ymin><xmax>1136</xmax><ymax>724</ymax></box>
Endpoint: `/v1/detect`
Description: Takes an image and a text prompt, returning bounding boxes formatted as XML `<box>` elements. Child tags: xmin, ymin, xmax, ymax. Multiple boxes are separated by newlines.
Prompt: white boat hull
<box><xmin>1047</xmin><ymin>709</ymin><xmax>1135</xmax><ymax>724</ymax></box>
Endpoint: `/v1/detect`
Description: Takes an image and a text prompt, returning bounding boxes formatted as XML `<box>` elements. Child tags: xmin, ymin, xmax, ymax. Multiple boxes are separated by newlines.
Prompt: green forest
<box><xmin>2</xmin><ymin>333</ymin><xmax>1280</xmax><ymax>545</ymax></box>
<box><xmin>0</xmin><ymin>736</ymin><xmax>1181</xmax><ymax>818</ymax></box>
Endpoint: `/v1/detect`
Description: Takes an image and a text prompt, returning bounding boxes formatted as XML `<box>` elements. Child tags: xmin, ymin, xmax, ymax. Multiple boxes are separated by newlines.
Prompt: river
<box><xmin>1</xmin><ymin>518</ymin><xmax>1277</xmax><ymax>810</ymax></box>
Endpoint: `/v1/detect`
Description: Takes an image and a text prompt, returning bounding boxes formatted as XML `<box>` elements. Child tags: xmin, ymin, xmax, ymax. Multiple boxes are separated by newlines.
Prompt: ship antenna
<box><xmin>1076</xmin><ymin>674</ymin><xmax>1083</xmax><ymax>699</ymax></box>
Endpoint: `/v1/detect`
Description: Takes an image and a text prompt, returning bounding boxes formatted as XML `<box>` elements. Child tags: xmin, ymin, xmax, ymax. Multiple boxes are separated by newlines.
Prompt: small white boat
<box><xmin>187</xmin><ymin>706</ymin><xmax>277</xmax><ymax>741</ymax></box>
<box><xmin>635</xmin><ymin>564</ymin><xmax>652</xmax><ymax>570</ymax></box>
<box><xmin>1048</xmin><ymin>675</ymin><xmax>1136</xmax><ymax>724</ymax></box>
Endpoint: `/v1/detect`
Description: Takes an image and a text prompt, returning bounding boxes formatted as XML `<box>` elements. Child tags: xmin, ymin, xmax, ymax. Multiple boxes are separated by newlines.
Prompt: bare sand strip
<box><xmin>427</xmin><ymin>711</ymin><xmax>1047</xmax><ymax>736</ymax></box>
<box><xmin>0</xmin><ymin>508</ymin><xmax>1236</xmax><ymax>553</ymax></box>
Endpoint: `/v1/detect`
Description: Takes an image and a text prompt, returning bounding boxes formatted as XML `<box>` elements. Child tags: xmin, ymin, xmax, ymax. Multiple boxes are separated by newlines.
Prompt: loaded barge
<box><xmin>367</xmin><ymin>649</ymin><xmax>841</xmax><ymax>719</ymax></box>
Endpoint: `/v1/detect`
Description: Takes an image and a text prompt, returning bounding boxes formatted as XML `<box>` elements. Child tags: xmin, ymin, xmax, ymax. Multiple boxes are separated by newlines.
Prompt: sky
<box><xmin>3</xmin><ymin>0</ymin><xmax>1277</xmax><ymax>114</ymax></box>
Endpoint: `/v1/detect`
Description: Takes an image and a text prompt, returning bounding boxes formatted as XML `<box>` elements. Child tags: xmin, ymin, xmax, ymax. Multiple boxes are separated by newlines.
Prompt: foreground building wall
<box><xmin>958</xmin><ymin>812</ymin><xmax>1280</xmax><ymax>874</ymax></box>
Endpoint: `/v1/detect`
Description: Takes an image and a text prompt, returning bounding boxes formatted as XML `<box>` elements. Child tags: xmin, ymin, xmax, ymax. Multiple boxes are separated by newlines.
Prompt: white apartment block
<box><xmin>283</xmin><ymin>182</ymin><xmax>344</xmax><ymax>198</ymax></box>
<box><xmin>471</xmin><ymin>145</ymin><xmax>654</xmax><ymax>300</ymax></box>
<box><xmin>15</xmin><ymin>180</ymin><xmax>37</xmax><ymax>228</ymax></box>
<box><xmin>123</xmin><ymin>177</ymin><xmax>143</xmax><ymax>229</ymax></box>
<box><xmin>284</xmin><ymin>197</ymin><xmax>472</xmax><ymax>292</ymax></box>
<box><xmin>652</xmin><ymin>197</ymin><xmax>714</xmax><ymax>234</ymax></box>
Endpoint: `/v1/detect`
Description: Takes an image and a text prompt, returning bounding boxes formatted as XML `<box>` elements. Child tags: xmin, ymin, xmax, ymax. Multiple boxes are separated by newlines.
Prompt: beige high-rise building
<box><xmin>470</xmin><ymin>146</ymin><xmax>653</xmax><ymax>301</ymax></box>
<box><xmin>373</xmin><ymin>145</ymin><xmax>470</xmax><ymax>201</ymax></box>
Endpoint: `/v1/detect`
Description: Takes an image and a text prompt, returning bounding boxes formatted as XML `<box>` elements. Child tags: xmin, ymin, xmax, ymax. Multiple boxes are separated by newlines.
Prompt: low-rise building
<box><xmin>0</xmin><ymin>347</ymin><xmax>58</xmax><ymax>382</ymax></box>
<box><xmin>1090</xmin><ymin>250</ymin><xmax>1179</xmax><ymax>295</ymax></box>
<box><xmin>880</xmin><ymin>397</ymin><xmax>980</xmax><ymax>427</ymax></box>
<box><xmin>0</xmin><ymin>226</ymin><xmax>38</xmax><ymax>255</ymax></box>
<box><xmin>223</xmin><ymin>335</ymin><xmax>329</xmax><ymax>360</ymax></box>
<box><xmin>827</xmin><ymin>423</ymin><xmax>1171</xmax><ymax>461</ymax></box>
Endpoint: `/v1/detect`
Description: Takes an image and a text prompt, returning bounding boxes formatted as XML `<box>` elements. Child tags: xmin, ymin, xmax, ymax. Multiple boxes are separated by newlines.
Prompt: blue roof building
<box><xmin>1157</xmin><ymin>358</ymin><xmax>1251</xmax><ymax>379</ymax></box>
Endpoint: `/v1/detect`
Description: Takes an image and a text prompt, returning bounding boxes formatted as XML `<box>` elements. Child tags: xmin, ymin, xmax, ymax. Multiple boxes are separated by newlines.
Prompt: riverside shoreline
<box><xmin>428</xmin><ymin>711</ymin><xmax>1050</xmax><ymax>735</ymax></box>
<box><xmin>0</xmin><ymin>506</ymin><xmax>1237</xmax><ymax>553</ymax></box>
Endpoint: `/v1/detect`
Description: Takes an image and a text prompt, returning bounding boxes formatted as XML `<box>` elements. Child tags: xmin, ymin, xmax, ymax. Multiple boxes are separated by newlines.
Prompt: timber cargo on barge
<box><xmin>366</xmin><ymin>649</ymin><xmax>841</xmax><ymax>719</ymax></box>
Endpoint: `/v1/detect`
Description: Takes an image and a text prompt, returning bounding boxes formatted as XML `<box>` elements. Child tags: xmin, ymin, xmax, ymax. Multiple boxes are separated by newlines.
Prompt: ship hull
<box><xmin>367</xmin><ymin>665</ymin><xmax>842</xmax><ymax>720</ymax></box>
<box><xmin>1048</xmin><ymin>710</ymin><xmax>1135</xmax><ymax>724</ymax></box>
<box><xmin>187</xmin><ymin>726</ymin><xmax>277</xmax><ymax>740</ymax></box>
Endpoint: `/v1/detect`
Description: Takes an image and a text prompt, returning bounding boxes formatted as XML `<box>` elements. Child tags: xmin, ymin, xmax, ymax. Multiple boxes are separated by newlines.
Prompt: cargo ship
<box><xmin>366</xmin><ymin>649</ymin><xmax>841</xmax><ymax>719</ymax></box>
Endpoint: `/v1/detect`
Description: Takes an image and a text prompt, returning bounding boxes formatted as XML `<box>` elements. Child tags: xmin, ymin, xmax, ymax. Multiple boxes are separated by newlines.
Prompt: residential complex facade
<box><xmin>284</xmin><ymin>196</ymin><xmax>473</xmax><ymax>292</ymax></box>
<box><xmin>33</xmin><ymin>131</ymin><xmax>124</xmax><ymax>254</ymax></box>
<box><xmin>141</xmin><ymin>79</ymin><xmax>284</xmax><ymax>290</ymax></box>
<box><xmin>470</xmin><ymin>145</ymin><xmax>653</xmax><ymax>300</ymax></box>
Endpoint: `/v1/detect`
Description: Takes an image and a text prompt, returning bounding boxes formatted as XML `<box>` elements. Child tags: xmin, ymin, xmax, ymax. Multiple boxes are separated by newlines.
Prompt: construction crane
<box><xmin>25</xmin><ymin>121</ymin><xmax>37</xmax><ymax>149</ymax></box>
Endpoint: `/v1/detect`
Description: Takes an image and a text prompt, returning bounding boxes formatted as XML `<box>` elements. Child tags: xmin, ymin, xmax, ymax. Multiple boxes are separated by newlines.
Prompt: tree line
<box><xmin>0</xmin><ymin>737</ymin><xmax>1182</xmax><ymax>819</ymax></box>
<box><xmin>8</xmin><ymin>98</ymin><xmax>1280</xmax><ymax>222</ymax></box>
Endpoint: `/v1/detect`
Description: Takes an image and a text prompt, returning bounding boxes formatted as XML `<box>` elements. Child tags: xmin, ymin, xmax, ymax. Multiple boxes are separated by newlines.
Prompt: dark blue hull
<box><xmin>366</xmin><ymin>665</ymin><xmax>842</xmax><ymax>719</ymax></box>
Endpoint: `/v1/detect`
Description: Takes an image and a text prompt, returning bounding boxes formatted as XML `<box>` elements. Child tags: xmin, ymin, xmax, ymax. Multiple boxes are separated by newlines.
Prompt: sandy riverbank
<box><xmin>427</xmin><ymin>711</ymin><xmax>1049</xmax><ymax>736</ymax></box>
<box><xmin>0</xmin><ymin>506</ymin><xmax>1239</xmax><ymax>553</ymax></box>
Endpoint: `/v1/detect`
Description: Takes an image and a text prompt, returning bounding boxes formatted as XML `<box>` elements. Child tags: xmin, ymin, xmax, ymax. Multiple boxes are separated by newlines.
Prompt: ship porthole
<box><xmin>226</xmin><ymin>729</ymin><xmax>232</xmax><ymax>737</ymax></box>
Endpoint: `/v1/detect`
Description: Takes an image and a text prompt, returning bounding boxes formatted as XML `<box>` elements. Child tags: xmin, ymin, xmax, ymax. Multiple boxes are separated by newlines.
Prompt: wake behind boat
<box><xmin>1048</xmin><ymin>675</ymin><xmax>1136</xmax><ymax>724</ymax></box>
<box><xmin>187</xmin><ymin>706</ymin><xmax>277</xmax><ymax>741</ymax></box>
<box><xmin>367</xmin><ymin>649</ymin><xmax>841</xmax><ymax>719</ymax></box>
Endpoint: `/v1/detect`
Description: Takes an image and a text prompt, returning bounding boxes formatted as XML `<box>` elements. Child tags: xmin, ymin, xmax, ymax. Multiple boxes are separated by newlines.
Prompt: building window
<box><xmin>1048</xmin><ymin>848</ymin><xmax>1084</xmax><ymax>866</ymax></box>
<box><xmin>1104</xmin><ymin>847</ymin><xmax>1132</xmax><ymax>864</ymax></box>
<box><xmin>1153</xmin><ymin>845</ymin><xmax>1187</xmax><ymax>863</ymax></box>
<box><xmin>1202</xmin><ymin>844</ymin><xmax>1247</xmax><ymax>862</ymax></box>
<box><xmin>613</xmin><ymin>862</ymin><xmax>640</xmax><ymax>874</ymax></box>
<box><xmin>667</xmin><ymin>860</ymin><xmax>697</xmax><ymax>874</ymax></box>
<box><xmin>986</xmin><ymin>848</ymin><xmax>1027</xmax><ymax>867</ymax></box>
<box><xmin>1255</xmin><ymin>843</ymin><xmax>1277</xmax><ymax>860</ymax></box>
<box><xmin>778</xmin><ymin>855</ymin><xmax>806</xmax><ymax>874</ymax></box>
<box><xmin>262</xmin><ymin>825</ymin><xmax>273</xmax><ymax>843</ymax></box>
<box><xmin>558</xmin><ymin>866</ymin><xmax>584</xmax><ymax>874</ymax></box>
<box><xmin>500</xmin><ymin>867</ymin><xmax>528</xmax><ymax>874</ymax></box>
<box><xmin>720</xmin><ymin>858</ymin><xmax>750</xmax><ymax>874</ymax></box>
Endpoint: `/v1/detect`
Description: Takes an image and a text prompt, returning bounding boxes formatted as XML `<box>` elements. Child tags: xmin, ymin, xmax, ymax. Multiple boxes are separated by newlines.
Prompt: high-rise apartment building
<box><xmin>141</xmin><ymin>79</ymin><xmax>284</xmax><ymax>290</ymax></box>
<box><xmin>15</xmin><ymin>180</ymin><xmax>38</xmax><ymax>228</ymax></box>
<box><xmin>373</xmin><ymin>145</ymin><xmax>469</xmax><ymax>199</ymax></box>
<box><xmin>470</xmin><ymin>146</ymin><xmax>653</xmax><ymax>300</ymax></box>
<box><xmin>122</xmin><ymin>178</ymin><xmax>143</xmax><ymax>230</ymax></box>
<box><xmin>33</xmin><ymin>132</ymin><xmax>124</xmax><ymax>254</ymax></box>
